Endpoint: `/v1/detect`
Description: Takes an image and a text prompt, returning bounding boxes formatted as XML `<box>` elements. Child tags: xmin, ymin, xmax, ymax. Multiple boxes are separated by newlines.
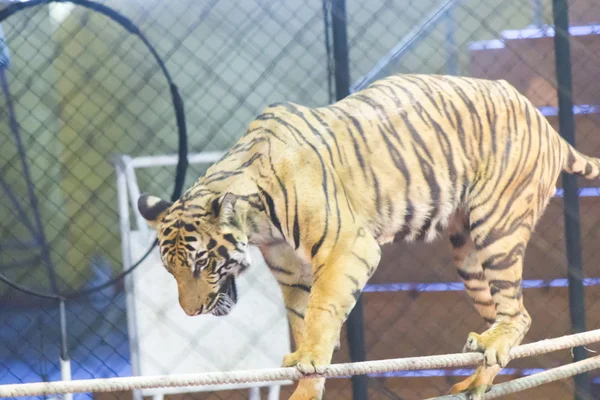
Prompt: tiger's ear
<box><xmin>137</xmin><ymin>193</ymin><xmax>173</xmax><ymax>229</ymax></box>
<box><xmin>210</xmin><ymin>193</ymin><xmax>239</xmax><ymax>226</ymax></box>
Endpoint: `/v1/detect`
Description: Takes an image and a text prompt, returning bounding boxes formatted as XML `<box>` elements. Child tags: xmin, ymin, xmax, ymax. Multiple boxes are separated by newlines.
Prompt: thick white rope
<box><xmin>429</xmin><ymin>355</ymin><xmax>600</xmax><ymax>399</ymax></box>
<box><xmin>1</xmin><ymin>329</ymin><xmax>599</xmax><ymax>398</ymax></box>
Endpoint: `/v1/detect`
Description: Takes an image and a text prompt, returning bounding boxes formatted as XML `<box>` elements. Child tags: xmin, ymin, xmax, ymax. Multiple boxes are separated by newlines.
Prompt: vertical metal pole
<box><xmin>552</xmin><ymin>1</ymin><xmax>590</xmax><ymax>399</ymax></box>
<box><xmin>330</xmin><ymin>2</ymin><xmax>368</xmax><ymax>399</ymax></box>
<box><xmin>114</xmin><ymin>157</ymin><xmax>143</xmax><ymax>400</ymax></box>
<box><xmin>59</xmin><ymin>299</ymin><xmax>73</xmax><ymax>400</ymax></box>
<box><xmin>331</xmin><ymin>0</ymin><xmax>350</xmax><ymax>98</ymax></box>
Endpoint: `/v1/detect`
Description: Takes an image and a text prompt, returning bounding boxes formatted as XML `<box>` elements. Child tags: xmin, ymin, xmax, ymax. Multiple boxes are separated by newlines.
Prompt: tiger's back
<box><xmin>251</xmin><ymin>74</ymin><xmax>570</xmax><ymax>249</ymax></box>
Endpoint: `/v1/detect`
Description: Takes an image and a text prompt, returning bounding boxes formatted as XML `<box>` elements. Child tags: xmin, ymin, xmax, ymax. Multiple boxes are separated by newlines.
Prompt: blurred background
<box><xmin>1</xmin><ymin>0</ymin><xmax>600</xmax><ymax>399</ymax></box>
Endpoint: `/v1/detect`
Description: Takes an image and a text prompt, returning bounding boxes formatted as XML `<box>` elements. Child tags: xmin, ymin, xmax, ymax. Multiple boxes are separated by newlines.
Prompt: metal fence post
<box><xmin>552</xmin><ymin>1</ymin><xmax>590</xmax><ymax>399</ymax></box>
<box><xmin>59</xmin><ymin>299</ymin><xmax>73</xmax><ymax>400</ymax></box>
<box><xmin>330</xmin><ymin>1</ymin><xmax>368</xmax><ymax>399</ymax></box>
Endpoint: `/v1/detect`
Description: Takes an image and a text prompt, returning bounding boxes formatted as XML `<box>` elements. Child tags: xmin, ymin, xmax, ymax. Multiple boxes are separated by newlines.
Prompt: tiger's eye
<box><xmin>193</xmin><ymin>258</ymin><xmax>209</xmax><ymax>278</ymax></box>
<box><xmin>197</xmin><ymin>258</ymin><xmax>208</xmax><ymax>268</ymax></box>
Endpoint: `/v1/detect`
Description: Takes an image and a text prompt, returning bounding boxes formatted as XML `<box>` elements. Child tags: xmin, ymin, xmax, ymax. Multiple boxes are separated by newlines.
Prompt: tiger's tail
<box><xmin>560</xmin><ymin>137</ymin><xmax>600</xmax><ymax>180</ymax></box>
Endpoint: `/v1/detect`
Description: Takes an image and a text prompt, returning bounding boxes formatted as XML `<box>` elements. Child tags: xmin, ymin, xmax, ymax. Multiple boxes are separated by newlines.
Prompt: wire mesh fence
<box><xmin>1</xmin><ymin>0</ymin><xmax>600</xmax><ymax>399</ymax></box>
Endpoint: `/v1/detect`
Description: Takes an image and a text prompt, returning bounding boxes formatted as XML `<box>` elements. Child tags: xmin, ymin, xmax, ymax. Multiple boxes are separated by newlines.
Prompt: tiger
<box><xmin>137</xmin><ymin>73</ymin><xmax>600</xmax><ymax>400</ymax></box>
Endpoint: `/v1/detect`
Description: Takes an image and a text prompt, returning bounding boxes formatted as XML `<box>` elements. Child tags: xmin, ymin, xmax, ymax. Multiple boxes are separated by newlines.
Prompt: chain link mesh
<box><xmin>2</xmin><ymin>0</ymin><xmax>600</xmax><ymax>399</ymax></box>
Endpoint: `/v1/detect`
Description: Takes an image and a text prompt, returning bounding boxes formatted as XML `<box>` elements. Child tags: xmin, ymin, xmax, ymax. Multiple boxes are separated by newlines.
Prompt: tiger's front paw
<box><xmin>282</xmin><ymin>349</ymin><xmax>329</xmax><ymax>375</ymax></box>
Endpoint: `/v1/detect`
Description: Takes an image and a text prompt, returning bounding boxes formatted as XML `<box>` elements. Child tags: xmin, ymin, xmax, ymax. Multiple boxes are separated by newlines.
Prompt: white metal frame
<box><xmin>113</xmin><ymin>152</ymin><xmax>290</xmax><ymax>400</ymax></box>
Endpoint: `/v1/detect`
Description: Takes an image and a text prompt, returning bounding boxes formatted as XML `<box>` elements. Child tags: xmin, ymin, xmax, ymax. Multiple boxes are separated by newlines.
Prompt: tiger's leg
<box><xmin>259</xmin><ymin>241</ymin><xmax>326</xmax><ymax>400</ymax></box>
<box><xmin>447</xmin><ymin>210</ymin><xmax>496</xmax><ymax>327</ymax></box>
<box><xmin>281</xmin><ymin>227</ymin><xmax>381</xmax><ymax>383</ymax></box>
<box><xmin>450</xmin><ymin>210</ymin><xmax>532</xmax><ymax>398</ymax></box>
<box><xmin>447</xmin><ymin>211</ymin><xmax>501</xmax><ymax>397</ymax></box>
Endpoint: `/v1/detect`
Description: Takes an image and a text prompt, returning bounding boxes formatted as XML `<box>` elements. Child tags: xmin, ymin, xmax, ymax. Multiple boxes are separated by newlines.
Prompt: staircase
<box><xmin>469</xmin><ymin>4</ymin><xmax>600</xmax><ymax>188</ymax></box>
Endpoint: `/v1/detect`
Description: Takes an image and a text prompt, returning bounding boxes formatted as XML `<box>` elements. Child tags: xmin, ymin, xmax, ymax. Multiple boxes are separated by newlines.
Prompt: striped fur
<box><xmin>138</xmin><ymin>74</ymin><xmax>600</xmax><ymax>400</ymax></box>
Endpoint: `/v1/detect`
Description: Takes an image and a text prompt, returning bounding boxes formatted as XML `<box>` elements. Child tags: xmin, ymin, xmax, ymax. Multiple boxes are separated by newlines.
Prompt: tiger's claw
<box><xmin>282</xmin><ymin>349</ymin><xmax>329</xmax><ymax>375</ymax></box>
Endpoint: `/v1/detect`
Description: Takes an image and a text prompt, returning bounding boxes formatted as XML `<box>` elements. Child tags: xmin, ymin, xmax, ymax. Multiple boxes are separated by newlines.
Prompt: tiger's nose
<box><xmin>179</xmin><ymin>297</ymin><xmax>202</xmax><ymax>316</ymax></box>
<box><xmin>182</xmin><ymin>306</ymin><xmax>202</xmax><ymax>316</ymax></box>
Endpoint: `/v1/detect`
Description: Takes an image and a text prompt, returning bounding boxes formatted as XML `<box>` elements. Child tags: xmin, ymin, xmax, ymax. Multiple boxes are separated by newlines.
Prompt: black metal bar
<box><xmin>330</xmin><ymin>2</ymin><xmax>368</xmax><ymax>399</ymax></box>
<box><xmin>346</xmin><ymin>297</ymin><xmax>368</xmax><ymax>400</ymax></box>
<box><xmin>552</xmin><ymin>1</ymin><xmax>590</xmax><ymax>399</ymax></box>
<box><xmin>332</xmin><ymin>0</ymin><xmax>350</xmax><ymax>99</ymax></box>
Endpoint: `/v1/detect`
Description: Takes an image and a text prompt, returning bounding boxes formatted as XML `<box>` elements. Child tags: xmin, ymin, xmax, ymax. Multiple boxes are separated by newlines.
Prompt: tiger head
<box><xmin>137</xmin><ymin>192</ymin><xmax>251</xmax><ymax>317</ymax></box>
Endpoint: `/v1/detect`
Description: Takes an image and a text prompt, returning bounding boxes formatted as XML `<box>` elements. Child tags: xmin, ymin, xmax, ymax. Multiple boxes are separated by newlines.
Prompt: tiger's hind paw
<box><xmin>464</xmin><ymin>325</ymin><xmax>516</xmax><ymax>368</ymax></box>
<box><xmin>449</xmin><ymin>364</ymin><xmax>500</xmax><ymax>400</ymax></box>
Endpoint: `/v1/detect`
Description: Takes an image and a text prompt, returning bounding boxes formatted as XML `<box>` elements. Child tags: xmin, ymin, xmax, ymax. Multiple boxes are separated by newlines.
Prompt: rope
<box><xmin>429</xmin><ymin>355</ymin><xmax>600</xmax><ymax>399</ymax></box>
<box><xmin>1</xmin><ymin>329</ymin><xmax>599</xmax><ymax>398</ymax></box>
